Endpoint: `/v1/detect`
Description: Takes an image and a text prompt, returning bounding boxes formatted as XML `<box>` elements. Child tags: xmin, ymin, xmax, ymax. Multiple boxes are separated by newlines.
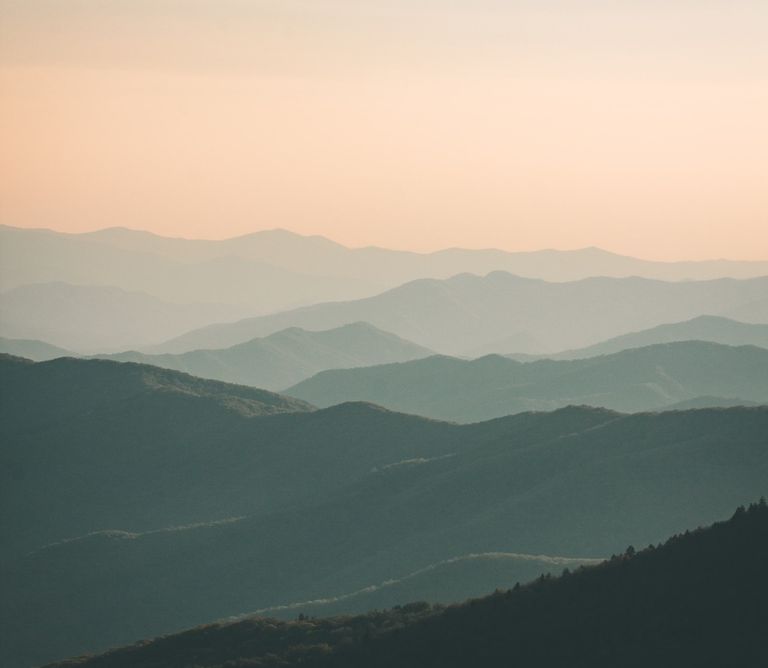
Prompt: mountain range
<box><xmin>5</xmin><ymin>225</ymin><xmax>768</xmax><ymax>301</ymax></box>
<box><xmin>0</xmin><ymin>283</ymin><xmax>247</xmax><ymax>353</ymax></box>
<box><xmin>0</xmin><ymin>336</ymin><xmax>72</xmax><ymax>361</ymax></box>
<box><xmin>287</xmin><ymin>341</ymin><xmax>768</xmax><ymax>421</ymax></box>
<box><xmin>153</xmin><ymin>273</ymin><xmax>768</xmax><ymax>355</ymax></box>
<box><xmin>2</xmin><ymin>354</ymin><xmax>767</xmax><ymax>666</ymax></box>
<box><xmin>0</xmin><ymin>225</ymin><xmax>382</xmax><ymax>315</ymax></box>
<box><xmin>96</xmin><ymin>322</ymin><xmax>433</xmax><ymax>390</ymax></box>
<box><xmin>504</xmin><ymin>315</ymin><xmax>768</xmax><ymax>360</ymax></box>
<box><xmin>45</xmin><ymin>501</ymin><xmax>767</xmax><ymax>668</ymax></box>
<box><xmin>4</xmin><ymin>224</ymin><xmax>768</xmax><ymax>355</ymax></box>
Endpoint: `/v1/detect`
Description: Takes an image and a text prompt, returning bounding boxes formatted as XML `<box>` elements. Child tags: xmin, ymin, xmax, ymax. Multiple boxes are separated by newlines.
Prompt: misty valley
<box><xmin>0</xmin><ymin>225</ymin><xmax>766</xmax><ymax>667</ymax></box>
<box><xmin>2</xmin><ymin>2</ymin><xmax>768</xmax><ymax>663</ymax></box>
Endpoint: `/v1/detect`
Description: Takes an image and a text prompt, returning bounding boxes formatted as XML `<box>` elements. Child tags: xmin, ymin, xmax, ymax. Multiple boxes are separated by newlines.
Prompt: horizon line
<box><xmin>3</xmin><ymin>223</ymin><xmax>766</xmax><ymax>265</ymax></box>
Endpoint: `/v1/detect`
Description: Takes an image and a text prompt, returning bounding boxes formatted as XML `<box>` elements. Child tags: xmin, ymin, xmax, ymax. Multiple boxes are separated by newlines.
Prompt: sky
<box><xmin>1</xmin><ymin>0</ymin><xmax>767</xmax><ymax>260</ymax></box>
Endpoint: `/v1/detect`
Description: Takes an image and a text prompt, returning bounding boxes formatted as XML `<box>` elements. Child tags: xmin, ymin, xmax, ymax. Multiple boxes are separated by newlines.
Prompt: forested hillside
<box><xmin>47</xmin><ymin>500</ymin><xmax>768</xmax><ymax>668</ymax></box>
<box><xmin>2</xmin><ymin>355</ymin><xmax>766</xmax><ymax>667</ymax></box>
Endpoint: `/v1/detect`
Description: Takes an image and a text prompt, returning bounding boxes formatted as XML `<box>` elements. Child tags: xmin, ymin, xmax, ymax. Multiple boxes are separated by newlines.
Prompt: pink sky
<box><xmin>1</xmin><ymin>1</ymin><xmax>767</xmax><ymax>260</ymax></box>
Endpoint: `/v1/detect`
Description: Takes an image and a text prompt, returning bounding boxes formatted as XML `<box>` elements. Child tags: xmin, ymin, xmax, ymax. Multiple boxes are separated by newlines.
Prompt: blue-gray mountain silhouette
<box><xmin>154</xmin><ymin>273</ymin><xmax>768</xmax><ymax>355</ymax></box>
<box><xmin>503</xmin><ymin>315</ymin><xmax>768</xmax><ymax>360</ymax></box>
<box><xmin>287</xmin><ymin>341</ymin><xmax>768</xmax><ymax>422</ymax></box>
<box><xmin>97</xmin><ymin>322</ymin><xmax>433</xmax><ymax>390</ymax></box>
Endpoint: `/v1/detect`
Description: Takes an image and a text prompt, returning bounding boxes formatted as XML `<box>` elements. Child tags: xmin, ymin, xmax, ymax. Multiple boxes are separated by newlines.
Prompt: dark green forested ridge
<box><xmin>46</xmin><ymin>500</ymin><xmax>768</xmax><ymax>668</ymax></box>
<box><xmin>0</xmin><ymin>353</ymin><xmax>315</xmax><ymax>420</ymax></box>
<box><xmin>1</xmin><ymin>354</ymin><xmax>474</xmax><ymax>559</ymax></box>
<box><xmin>3</xmin><ymin>353</ymin><xmax>768</xmax><ymax>667</ymax></box>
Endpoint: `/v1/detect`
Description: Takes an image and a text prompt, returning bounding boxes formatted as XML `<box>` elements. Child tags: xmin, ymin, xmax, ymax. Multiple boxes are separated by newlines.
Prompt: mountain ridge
<box><xmin>97</xmin><ymin>322</ymin><xmax>433</xmax><ymax>390</ymax></box>
<box><xmin>0</xmin><ymin>282</ymin><xmax>248</xmax><ymax>353</ymax></box>
<box><xmin>7</xmin><ymin>224</ymin><xmax>768</xmax><ymax>274</ymax></box>
<box><xmin>2</xmin><ymin>355</ymin><xmax>766</xmax><ymax>667</ymax></box>
<box><xmin>287</xmin><ymin>340</ymin><xmax>768</xmax><ymax>421</ymax></box>
<box><xmin>0</xmin><ymin>336</ymin><xmax>73</xmax><ymax>361</ymax></box>
<box><xmin>152</xmin><ymin>273</ymin><xmax>768</xmax><ymax>355</ymax></box>
<box><xmin>504</xmin><ymin>314</ymin><xmax>768</xmax><ymax>360</ymax></box>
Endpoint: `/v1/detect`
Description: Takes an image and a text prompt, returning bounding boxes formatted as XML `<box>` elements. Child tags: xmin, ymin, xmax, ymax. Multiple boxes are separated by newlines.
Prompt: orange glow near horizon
<box><xmin>1</xmin><ymin>1</ymin><xmax>767</xmax><ymax>261</ymax></box>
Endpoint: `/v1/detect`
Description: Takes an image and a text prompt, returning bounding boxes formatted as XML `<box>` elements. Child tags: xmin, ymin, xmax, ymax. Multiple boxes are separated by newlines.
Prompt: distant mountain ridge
<box><xmin>96</xmin><ymin>322</ymin><xmax>433</xmax><ymax>390</ymax></box>
<box><xmin>287</xmin><ymin>341</ymin><xmax>768</xmax><ymax>421</ymax></box>
<box><xmin>0</xmin><ymin>282</ymin><xmax>247</xmax><ymax>352</ymax></box>
<box><xmin>3</xmin><ymin>224</ymin><xmax>768</xmax><ymax>331</ymax></box>
<box><xmin>6</xmin><ymin>224</ymin><xmax>768</xmax><ymax>287</ymax></box>
<box><xmin>0</xmin><ymin>336</ymin><xmax>72</xmax><ymax>361</ymax></box>
<box><xmin>153</xmin><ymin>273</ymin><xmax>768</xmax><ymax>355</ymax></box>
<box><xmin>4</xmin><ymin>224</ymin><xmax>767</xmax><ymax>353</ymax></box>
<box><xmin>505</xmin><ymin>315</ymin><xmax>768</xmax><ymax>360</ymax></box>
<box><xmin>0</xmin><ymin>225</ymin><xmax>384</xmax><ymax>314</ymax></box>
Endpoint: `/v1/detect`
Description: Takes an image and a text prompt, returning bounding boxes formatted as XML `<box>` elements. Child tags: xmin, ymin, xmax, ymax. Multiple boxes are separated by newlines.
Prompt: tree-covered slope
<box><xmin>2</xmin><ymin>394</ymin><xmax>766</xmax><ymax>667</ymax></box>
<box><xmin>0</xmin><ymin>354</ymin><xmax>318</xmax><ymax>556</ymax></box>
<box><xmin>247</xmin><ymin>552</ymin><xmax>600</xmax><ymax>620</ymax></box>
<box><xmin>45</xmin><ymin>500</ymin><xmax>768</xmax><ymax>668</ymax></box>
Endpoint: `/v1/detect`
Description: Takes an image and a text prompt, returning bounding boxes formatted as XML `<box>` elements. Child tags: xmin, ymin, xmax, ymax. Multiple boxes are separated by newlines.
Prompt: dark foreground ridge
<box><xmin>48</xmin><ymin>500</ymin><xmax>768</xmax><ymax>668</ymax></box>
<box><xmin>2</xmin><ymin>348</ymin><xmax>767</xmax><ymax>667</ymax></box>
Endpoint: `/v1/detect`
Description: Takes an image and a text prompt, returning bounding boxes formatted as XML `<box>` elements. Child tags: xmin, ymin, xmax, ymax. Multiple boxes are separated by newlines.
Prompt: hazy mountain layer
<box><xmin>45</xmin><ymin>501</ymin><xmax>768</xmax><ymax>668</ymax></box>
<box><xmin>98</xmin><ymin>323</ymin><xmax>432</xmax><ymax>390</ymax></box>
<box><xmin>0</xmin><ymin>336</ymin><xmax>72</xmax><ymax>361</ymax></box>
<box><xmin>661</xmin><ymin>395</ymin><xmax>760</xmax><ymax>410</ymax></box>
<box><xmin>0</xmin><ymin>226</ymin><xmax>383</xmax><ymax>314</ymax></box>
<box><xmin>0</xmin><ymin>282</ymin><xmax>247</xmax><ymax>352</ymax></box>
<box><xmin>724</xmin><ymin>295</ymin><xmax>768</xmax><ymax>323</ymax></box>
<box><xmin>77</xmin><ymin>226</ymin><xmax>768</xmax><ymax>283</ymax></box>
<box><xmin>504</xmin><ymin>315</ymin><xmax>768</xmax><ymax>360</ymax></box>
<box><xmin>155</xmin><ymin>273</ymin><xmax>768</xmax><ymax>355</ymax></box>
<box><xmin>2</xmin><ymin>354</ymin><xmax>765</xmax><ymax>666</ymax></box>
<box><xmin>6</xmin><ymin>225</ymin><xmax>768</xmax><ymax>292</ymax></box>
<box><xmin>287</xmin><ymin>341</ymin><xmax>768</xmax><ymax>421</ymax></box>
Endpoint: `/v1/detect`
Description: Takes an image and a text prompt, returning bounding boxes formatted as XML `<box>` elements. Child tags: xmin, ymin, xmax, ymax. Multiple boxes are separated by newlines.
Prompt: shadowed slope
<box><xmin>44</xmin><ymin>501</ymin><xmax>768</xmax><ymax>668</ymax></box>
<box><xmin>245</xmin><ymin>552</ymin><xmax>601</xmax><ymax>620</ymax></box>
<box><xmin>0</xmin><ymin>354</ymin><xmax>312</xmax><ymax>557</ymax></box>
<box><xmin>2</xmin><ymin>395</ymin><xmax>767</xmax><ymax>667</ymax></box>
